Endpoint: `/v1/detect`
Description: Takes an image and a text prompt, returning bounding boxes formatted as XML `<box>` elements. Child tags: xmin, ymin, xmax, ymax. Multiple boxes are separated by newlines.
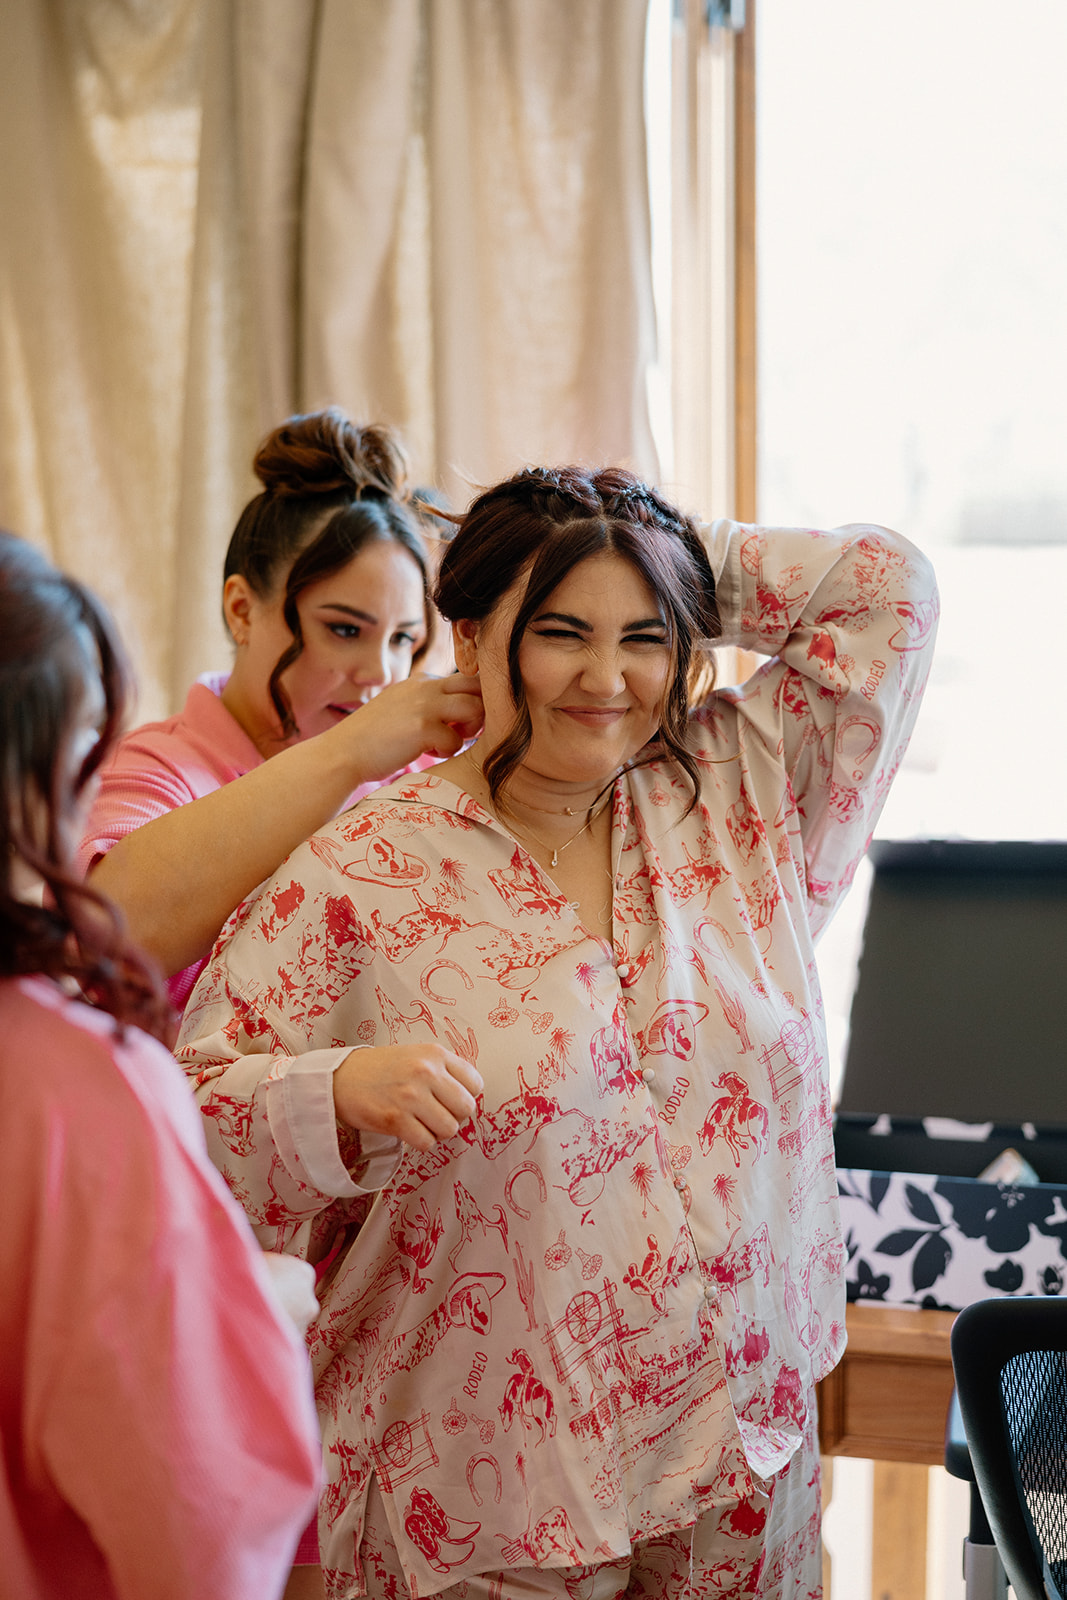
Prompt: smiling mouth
<box><xmin>558</xmin><ymin>706</ymin><xmax>628</xmax><ymax>721</ymax></box>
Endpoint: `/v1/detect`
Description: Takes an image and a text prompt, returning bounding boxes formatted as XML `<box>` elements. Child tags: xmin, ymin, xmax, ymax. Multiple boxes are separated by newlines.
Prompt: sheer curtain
<box><xmin>0</xmin><ymin>0</ymin><xmax>660</xmax><ymax>716</ymax></box>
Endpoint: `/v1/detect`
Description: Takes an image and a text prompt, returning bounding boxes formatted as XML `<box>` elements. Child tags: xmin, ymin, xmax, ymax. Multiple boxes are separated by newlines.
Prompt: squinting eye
<box><xmin>625</xmin><ymin>634</ymin><xmax>669</xmax><ymax>647</ymax></box>
<box><xmin>392</xmin><ymin>632</ymin><xmax>419</xmax><ymax>649</ymax></box>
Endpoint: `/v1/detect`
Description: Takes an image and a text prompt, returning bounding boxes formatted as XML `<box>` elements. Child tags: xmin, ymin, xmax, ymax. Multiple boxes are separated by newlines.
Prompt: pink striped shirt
<box><xmin>77</xmin><ymin>675</ymin><xmax>263</xmax><ymax>1007</ymax></box>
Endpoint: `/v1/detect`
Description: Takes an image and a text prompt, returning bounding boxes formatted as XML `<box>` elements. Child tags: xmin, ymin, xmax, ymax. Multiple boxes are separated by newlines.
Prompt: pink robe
<box><xmin>0</xmin><ymin>975</ymin><xmax>321</xmax><ymax>1599</ymax></box>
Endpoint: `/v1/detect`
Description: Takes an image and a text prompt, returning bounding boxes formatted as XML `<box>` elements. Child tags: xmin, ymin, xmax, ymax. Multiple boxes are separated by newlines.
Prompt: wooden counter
<box><xmin>818</xmin><ymin>1303</ymin><xmax>959</xmax><ymax>1599</ymax></box>
<box><xmin>818</xmin><ymin>1301</ymin><xmax>958</xmax><ymax>1464</ymax></box>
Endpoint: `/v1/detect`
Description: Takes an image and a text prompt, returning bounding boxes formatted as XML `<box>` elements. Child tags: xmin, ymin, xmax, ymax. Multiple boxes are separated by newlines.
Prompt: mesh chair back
<box><xmin>1002</xmin><ymin>1349</ymin><xmax>1067</xmax><ymax>1598</ymax></box>
<box><xmin>952</xmin><ymin>1298</ymin><xmax>1067</xmax><ymax>1600</ymax></box>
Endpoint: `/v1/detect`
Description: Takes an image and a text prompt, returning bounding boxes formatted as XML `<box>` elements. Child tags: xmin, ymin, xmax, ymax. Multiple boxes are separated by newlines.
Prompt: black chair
<box><xmin>951</xmin><ymin>1297</ymin><xmax>1067</xmax><ymax>1600</ymax></box>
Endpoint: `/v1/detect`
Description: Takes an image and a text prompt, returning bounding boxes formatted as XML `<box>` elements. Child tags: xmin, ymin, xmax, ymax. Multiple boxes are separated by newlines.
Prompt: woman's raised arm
<box><xmin>697</xmin><ymin>518</ymin><xmax>939</xmax><ymax>934</ymax></box>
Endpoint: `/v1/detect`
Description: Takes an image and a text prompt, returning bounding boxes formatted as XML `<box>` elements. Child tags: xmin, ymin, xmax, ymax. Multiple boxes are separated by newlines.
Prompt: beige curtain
<box><xmin>302</xmin><ymin>0</ymin><xmax>659</xmax><ymax>499</ymax></box>
<box><xmin>0</xmin><ymin>0</ymin><xmax>659</xmax><ymax>716</ymax></box>
<box><xmin>0</xmin><ymin>0</ymin><xmax>203</xmax><ymax>717</ymax></box>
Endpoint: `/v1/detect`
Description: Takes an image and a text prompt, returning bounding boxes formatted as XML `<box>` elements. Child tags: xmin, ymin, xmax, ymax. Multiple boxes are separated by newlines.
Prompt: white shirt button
<box><xmin>618</xmin><ymin>964</ymin><xmax>633</xmax><ymax>981</ymax></box>
<box><xmin>703</xmin><ymin>1283</ymin><xmax>721</xmax><ymax>1306</ymax></box>
<box><xmin>641</xmin><ymin>1067</ymin><xmax>655</xmax><ymax>1083</ymax></box>
<box><xmin>674</xmin><ymin>1173</ymin><xmax>687</xmax><ymax>1191</ymax></box>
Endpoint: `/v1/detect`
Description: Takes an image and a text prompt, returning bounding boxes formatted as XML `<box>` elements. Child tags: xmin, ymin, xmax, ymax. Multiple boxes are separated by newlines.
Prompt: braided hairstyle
<box><xmin>434</xmin><ymin>465</ymin><xmax>720</xmax><ymax>811</ymax></box>
<box><xmin>224</xmin><ymin>408</ymin><xmax>433</xmax><ymax>739</ymax></box>
<box><xmin>0</xmin><ymin>532</ymin><xmax>172</xmax><ymax>1043</ymax></box>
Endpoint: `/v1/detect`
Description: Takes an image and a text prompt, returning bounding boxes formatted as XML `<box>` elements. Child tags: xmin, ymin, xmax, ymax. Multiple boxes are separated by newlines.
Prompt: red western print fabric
<box><xmin>178</xmin><ymin>519</ymin><xmax>938</xmax><ymax>1597</ymax></box>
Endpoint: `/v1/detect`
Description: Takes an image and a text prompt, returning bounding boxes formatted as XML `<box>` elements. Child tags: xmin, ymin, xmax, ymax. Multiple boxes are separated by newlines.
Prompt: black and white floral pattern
<box><xmin>838</xmin><ymin>1167</ymin><xmax>1067</xmax><ymax>1309</ymax></box>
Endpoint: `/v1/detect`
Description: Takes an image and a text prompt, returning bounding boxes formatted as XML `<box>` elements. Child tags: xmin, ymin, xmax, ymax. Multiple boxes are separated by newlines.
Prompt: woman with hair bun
<box><xmin>79</xmin><ymin>408</ymin><xmax>483</xmax><ymax>1009</ymax></box>
<box><xmin>0</xmin><ymin>529</ymin><xmax>322</xmax><ymax>1599</ymax></box>
<box><xmin>79</xmin><ymin>410</ymin><xmax>482</xmax><ymax>1599</ymax></box>
<box><xmin>178</xmin><ymin>464</ymin><xmax>938</xmax><ymax>1597</ymax></box>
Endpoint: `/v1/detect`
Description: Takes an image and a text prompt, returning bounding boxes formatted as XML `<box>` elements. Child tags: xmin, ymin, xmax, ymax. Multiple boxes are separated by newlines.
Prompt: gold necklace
<box><xmin>518</xmin><ymin>799</ymin><xmax>580</xmax><ymax>817</ymax></box>
<box><xmin>456</xmin><ymin>749</ymin><xmax>613</xmax><ymax>868</ymax></box>
<box><xmin>511</xmin><ymin>788</ymin><xmax>611</xmax><ymax>818</ymax></box>
<box><xmin>457</xmin><ymin>749</ymin><xmax>607</xmax><ymax>819</ymax></box>
<box><xmin>508</xmin><ymin>798</ymin><xmax>611</xmax><ymax>869</ymax></box>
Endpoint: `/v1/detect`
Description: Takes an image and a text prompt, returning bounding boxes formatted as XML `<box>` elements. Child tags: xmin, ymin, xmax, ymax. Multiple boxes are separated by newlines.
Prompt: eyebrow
<box><xmin>318</xmin><ymin>602</ymin><xmax>425</xmax><ymax>630</ymax></box>
<box><xmin>532</xmin><ymin>610</ymin><xmax>668</xmax><ymax>632</ymax></box>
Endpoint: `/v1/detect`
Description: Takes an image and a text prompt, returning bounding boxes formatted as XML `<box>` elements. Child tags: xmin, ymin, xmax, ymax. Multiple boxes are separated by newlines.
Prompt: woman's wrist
<box><xmin>281</xmin><ymin>718</ymin><xmax>378</xmax><ymax>804</ymax></box>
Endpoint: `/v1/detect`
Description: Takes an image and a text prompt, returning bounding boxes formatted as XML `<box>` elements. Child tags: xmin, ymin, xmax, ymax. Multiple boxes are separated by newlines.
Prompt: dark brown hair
<box><xmin>0</xmin><ymin>532</ymin><xmax>172</xmax><ymax>1043</ymax></box>
<box><xmin>434</xmin><ymin>465</ymin><xmax>719</xmax><ymax>811</ymax></box>
<box><xmin>224</xmin><ymin>408</ymin><xmax>433</xmax><ymax>738</ymax></box>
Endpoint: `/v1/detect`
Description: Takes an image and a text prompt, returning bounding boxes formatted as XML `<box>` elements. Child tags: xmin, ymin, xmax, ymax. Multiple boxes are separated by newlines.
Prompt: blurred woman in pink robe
<box><xmin>0</xmin><ymin>530</ymin><xmax>323</xmax><ymax>1600</ymax></box>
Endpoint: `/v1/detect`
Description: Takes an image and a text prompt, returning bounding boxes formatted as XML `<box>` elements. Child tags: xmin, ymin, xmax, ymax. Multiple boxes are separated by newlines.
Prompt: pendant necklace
<box><xmin>509</xmin><ymin>800</ymin><xmax>610</xmax><ymax>869</ymax></box>
<box><xmin>457</xmin><ymin>749</ymin><xmax>612</xmax><ymax>868</ymax></box>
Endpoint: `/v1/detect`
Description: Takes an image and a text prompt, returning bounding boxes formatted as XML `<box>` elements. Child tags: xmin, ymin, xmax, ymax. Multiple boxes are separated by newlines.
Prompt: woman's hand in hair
<box><xmin>332</xmin><ymin>1043</ymin><xmax>483</xmax><ymax>1151</ymax></box>
<box><xmin>332</xmin><ymin>673</ymin><xmax>484</xmax><ymax>778</ymax></box>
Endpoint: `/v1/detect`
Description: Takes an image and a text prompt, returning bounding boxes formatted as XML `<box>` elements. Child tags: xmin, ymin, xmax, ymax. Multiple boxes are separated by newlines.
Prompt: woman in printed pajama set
<box><xmin>177</xmin><ymin>465</ymin><xmax>937</xmax><ymax>1599</ymax></box>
